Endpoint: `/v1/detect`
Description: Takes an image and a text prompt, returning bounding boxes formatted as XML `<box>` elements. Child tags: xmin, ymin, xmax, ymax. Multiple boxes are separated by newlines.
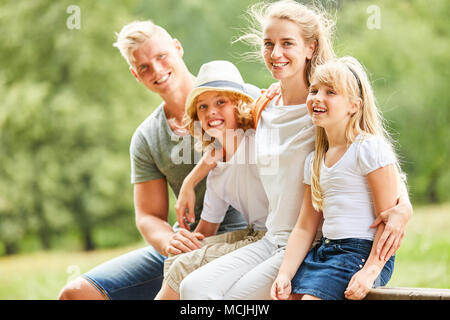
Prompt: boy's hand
<box><xmin>265</xmin><ymin>82</ymin><xmax>281</xmax><ymax>99</ymax></box>
<box><xmin>175</xmin><ymin>183</ymin><xmax>196</xmax><ymax>230</ymax></box>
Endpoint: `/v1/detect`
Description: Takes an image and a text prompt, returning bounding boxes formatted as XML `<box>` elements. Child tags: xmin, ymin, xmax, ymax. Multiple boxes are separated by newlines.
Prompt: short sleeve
<box><xmin>303</xmin><ymin>151</ymin><xmax>315</xmax><ymax>185</ymax></box>
<box><xmin>200</xmin><ymin>175</ymin><xmax>229</xmax><ymax>224</ymax></box>
<box><xmin>357</xmin><ymin>135</ymin><xmax>397</xmax><ymax>176</ymax></box>
<box><xmin>130</xmin><ymin>129</ymin><xmax>164</xmax><ymax>184</ymax></box>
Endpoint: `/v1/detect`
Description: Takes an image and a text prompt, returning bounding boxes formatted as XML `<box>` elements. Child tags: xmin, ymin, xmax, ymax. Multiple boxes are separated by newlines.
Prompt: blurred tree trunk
<box><xmin>3</xmin><ymin>242</ymin><xmax>19</xmax><ymax>255</ymax></box>
<box><xmin>81</xmin><ymin>226</ymin><xmax>95</xmax><ymax>251</ymax></box>
<box><xmin>426</xmin><ymin>170</ymin><xmax>440</xmax><ymax>204</ymax></box>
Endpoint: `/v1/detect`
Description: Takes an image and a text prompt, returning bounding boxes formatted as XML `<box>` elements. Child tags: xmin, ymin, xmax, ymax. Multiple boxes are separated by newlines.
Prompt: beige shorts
<box><xmin>163</xmin><ymin>227</ymin><xmax>266</xmax><ymax>293</ymax></box>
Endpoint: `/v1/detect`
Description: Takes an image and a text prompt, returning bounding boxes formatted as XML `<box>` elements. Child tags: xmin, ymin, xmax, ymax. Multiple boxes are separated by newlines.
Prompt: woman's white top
<box><xmin>255</xmin><ymin>97</ymin><xmax>316</xmax><ymax>246</ymax></box>
<box><xmin>201</xmin><ymin>130</ymin><xmax>268</xmax><ymax>231</ymax></box>
<box><xmin>303</xmin><ymin>134</ymin><xmax>397</xmax><ymax>240</ymax></box>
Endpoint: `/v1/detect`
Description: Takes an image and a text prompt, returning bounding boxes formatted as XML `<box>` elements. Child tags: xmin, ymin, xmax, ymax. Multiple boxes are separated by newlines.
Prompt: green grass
<box><xmin>0</xmin><ymin>204</ymin><xmax>448</xmax><ymax>299</ymax></box>
<box><xmin>387</xmin><ymin>203</ymin><xmax>450</xmax><ymax>288</ymax></box>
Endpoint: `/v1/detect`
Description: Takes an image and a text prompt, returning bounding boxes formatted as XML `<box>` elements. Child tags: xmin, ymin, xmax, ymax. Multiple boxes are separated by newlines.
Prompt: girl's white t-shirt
<box><xmin>255</xmin><ymin>97</ymin><xmax>316</xmax><ymax>246</ymax></box>
<box><xmin>201</xmin><ymin>130</ymin><xmax>268</xmax><ymax>231</ymax></box>
<box><xmin>303</xmin><ymin>134</ymin><xmax>397</xmax><ymax>240</ymax></box>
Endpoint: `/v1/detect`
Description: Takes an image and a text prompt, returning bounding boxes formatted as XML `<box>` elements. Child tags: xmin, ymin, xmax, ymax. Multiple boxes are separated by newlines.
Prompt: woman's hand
<box><xmin>175</xmin><ymin>182</ymin><xmax>196</xmax><ymax>230</ymax></box>
<box><xmin>370</xmin><ymin>190</ymin><xmax>412</xmax><ymax>261</ymax></box>
<box><xmin>344</xmin><ymin>266</ymin><xmax>380</xmax><ymax>300</ymax></box>
<box><xmin>270</xmin><ymin>274</ymin><xmax>292</xmax><ymax>300</ymax></box>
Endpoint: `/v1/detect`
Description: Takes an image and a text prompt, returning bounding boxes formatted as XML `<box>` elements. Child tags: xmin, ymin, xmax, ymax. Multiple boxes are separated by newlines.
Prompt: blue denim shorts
<box><xmin>83</xmin><ymin>246</ymin><xmax>166</xmax><ymax>300</ymax></box>
<box><xmin>291</xmin><ymin>237</ymin><xmax>395</xmax><ymax>300</ymax></box>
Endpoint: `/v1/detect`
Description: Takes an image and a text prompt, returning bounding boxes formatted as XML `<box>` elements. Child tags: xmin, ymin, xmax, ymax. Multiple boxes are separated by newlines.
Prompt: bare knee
<box><xmin>301</xmin><ymin>294</ymin><xmax>321</xmax><ymax>300</ymax></box>
<box><xmin>154</xmin><ymin>281</ymin><xmax>180</xmax><ymax>300</ymax></box>
<box><xmin>58</xmin><ymin>277</ymin><xmax>106</xmax><ymax>300</ymax></box>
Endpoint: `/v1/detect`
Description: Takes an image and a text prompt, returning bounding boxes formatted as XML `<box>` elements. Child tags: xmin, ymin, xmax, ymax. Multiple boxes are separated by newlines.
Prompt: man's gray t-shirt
<box><xmin>130</xmin><ymin>103</ymin><xmax>247</xmax><ymax>233</ymax></box>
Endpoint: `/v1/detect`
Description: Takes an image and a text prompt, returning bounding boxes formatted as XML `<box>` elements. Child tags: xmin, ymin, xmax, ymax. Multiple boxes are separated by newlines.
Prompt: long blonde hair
<box><xmin>310</xmin><ymin>56</ymin><xmax>404</xmax><ymax>211</ymax></box>
<box><xmin>236</xmin><ymin>0</ymin><xmax>336</xmax><ymax>85</ymax></box>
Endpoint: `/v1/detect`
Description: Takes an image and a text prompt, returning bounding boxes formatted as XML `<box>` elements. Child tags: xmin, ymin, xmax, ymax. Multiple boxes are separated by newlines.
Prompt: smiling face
<box><xmin>307</xmin><ymin>81</ymin><xmax>357</xmax><ymax>131</ymax></box>
<box><xmin>131</xmin><ymin>31</ymin><xmax>186</xmax><ymax>96</ymax></box>
<box><xmin>195</xmin><ymin>91</ymin><xmax>239</xmax><ymax>142</ymax></box>
<box><xmin>262</xmin><ymin>18</ymin><xmax>315</xmax><ymax>83</ymax></box>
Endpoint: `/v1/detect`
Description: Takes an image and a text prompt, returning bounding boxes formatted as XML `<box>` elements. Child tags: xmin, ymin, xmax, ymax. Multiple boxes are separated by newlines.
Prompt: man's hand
<box><xmin>164</xmin><ymin>229</ymin><xmax>204</xmax><ymax>256</ymax></box>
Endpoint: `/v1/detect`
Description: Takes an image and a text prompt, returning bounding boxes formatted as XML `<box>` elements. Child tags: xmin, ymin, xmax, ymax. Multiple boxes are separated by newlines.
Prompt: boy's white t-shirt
<box><xmin>303</xmin><ymin>134</ymin><xmax>397</xmax><ymax>240</ymax></box>
<box><xmin>200</xmin><ymin>130</ymin><xmax>268</xmax><ymax>231</ymax></box>
<box><xmin>255</xmin><ymin>97</ymin><xmax>316</xmax><ymax>246</ymax></box>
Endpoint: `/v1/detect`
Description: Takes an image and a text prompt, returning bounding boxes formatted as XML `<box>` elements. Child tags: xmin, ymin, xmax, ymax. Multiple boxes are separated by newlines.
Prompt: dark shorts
<box><xmin>291</xmin><ymin>237</ymin><xmax>395</xmax><ymax>300</ymax></box>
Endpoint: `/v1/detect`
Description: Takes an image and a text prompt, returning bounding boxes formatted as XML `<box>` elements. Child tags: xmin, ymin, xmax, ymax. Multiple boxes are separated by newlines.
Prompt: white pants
<box><xmin>179</xmin><ymin>236</ymin><xmax>284</xmax><ymax>300</ymax></box>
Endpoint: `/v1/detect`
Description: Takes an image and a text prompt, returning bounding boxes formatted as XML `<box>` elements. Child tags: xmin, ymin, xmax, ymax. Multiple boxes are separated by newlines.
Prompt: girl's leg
<box><xmin>154</xmin><ymin>281</ymin><xmax>180</xmax><ymax>300</ymax></box>
<box><xmin>288</xmin><ymin>294</ymin><xmax>321</xmax><ymax>300</ymax></box>
<box><xmin>301</xmin><ymin>294</ymin><xmax>321</xmax><ymax>300</ymax></box>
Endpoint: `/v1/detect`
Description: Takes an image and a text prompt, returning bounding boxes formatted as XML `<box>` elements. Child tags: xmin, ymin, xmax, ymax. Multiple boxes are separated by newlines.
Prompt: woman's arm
<box><xmin>370</xmin><ymin>180</ymin><xmax>412</xmax><ymax>260</ymax></box>
<box><xmin>345</xmin><ymin>164</ymin><xmax>400</xmax><ymax>300</ymax></box>
<box><xmin>271</xmin><ymin>185</ymin><xmax>323</xmax><ymax>300</ymax></box>
<box><xmin>175</xmin><ymin>148</ymin><xmax>221</xmax><ymax>230</ymax></box>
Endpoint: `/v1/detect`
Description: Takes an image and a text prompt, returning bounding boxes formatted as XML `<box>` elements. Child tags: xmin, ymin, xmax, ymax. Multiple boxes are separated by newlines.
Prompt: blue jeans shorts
<box><xmin>291</xmin><ymin>237</ymin><xmax>395</xmax><ymax>300</ymax></box>
<box><xmin>83</xmin><ymin>246</ymin><xmax>166</xmax><ymax>300</ymax></box>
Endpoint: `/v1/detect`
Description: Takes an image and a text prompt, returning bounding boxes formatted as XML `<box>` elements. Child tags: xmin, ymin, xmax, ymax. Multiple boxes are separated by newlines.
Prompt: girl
<box><xmin>179</xmin><ymin>0</ymin><xmax>411</xmax><ymax>300</ymax></box>
<box><xmin>155</xmin><ymin>59</ymin><xmax>269</xmax><ymax>300</ymax></box>
<box><xmin>271</xmin><ymin>56</ymin><xmax>402</xmax><ymax>300</ymax></box>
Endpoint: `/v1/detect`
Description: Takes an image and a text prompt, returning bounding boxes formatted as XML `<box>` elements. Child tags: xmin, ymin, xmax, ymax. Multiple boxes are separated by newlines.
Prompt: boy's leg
<box><xmin>154</xmin><ymin>282</ymin><xmax>180</xmax><ymax>300</ymax></box>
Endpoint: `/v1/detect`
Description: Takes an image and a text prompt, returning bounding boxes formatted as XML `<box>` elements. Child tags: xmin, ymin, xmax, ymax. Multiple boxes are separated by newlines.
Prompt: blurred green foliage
<box><xmin>0</xmin><ymin>0</ymin><xmax>448</xmax><ymax>255</ymax></box>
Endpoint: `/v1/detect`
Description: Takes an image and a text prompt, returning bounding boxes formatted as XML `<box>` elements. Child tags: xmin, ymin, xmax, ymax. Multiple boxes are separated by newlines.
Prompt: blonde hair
<box><xmin>236</xmin><ymin>0</ymin><xmax>336</xmax><ymax>85</ymax></box>
<box><xmin>113</xmin><ymin>20</ymin><xmax>172</xmax><ymax>70</ymax></box>
<box><xmin>310</xmin><ymin>56</ymin><xmax>405</xmax><ymax>211</ymax></box>
<box><xmin>184</xmin><ymin>91</ymin><xmax>254</xmax><ymax>151</ymax></box>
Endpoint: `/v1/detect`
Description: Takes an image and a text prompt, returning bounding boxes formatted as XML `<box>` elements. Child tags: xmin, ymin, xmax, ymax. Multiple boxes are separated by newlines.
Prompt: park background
<box><xmin>0</xmin><ymin>0</ymin><xmax>448</xmax><ymax>299</ymax></box>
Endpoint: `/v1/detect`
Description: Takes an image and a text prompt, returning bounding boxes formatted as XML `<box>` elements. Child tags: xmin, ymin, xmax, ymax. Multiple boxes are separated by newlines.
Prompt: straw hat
<box><xmin>185</xmin><ymin>60</ymin><xmax>258</xmax><ymax>111</ymax></box>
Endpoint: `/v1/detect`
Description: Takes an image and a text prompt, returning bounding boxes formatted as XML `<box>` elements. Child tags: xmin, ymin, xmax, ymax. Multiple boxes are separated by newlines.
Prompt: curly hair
<box><xmin>184</xmin><ymin>91</ymin><xmax>255</xmax><ymax>152</ymax></box>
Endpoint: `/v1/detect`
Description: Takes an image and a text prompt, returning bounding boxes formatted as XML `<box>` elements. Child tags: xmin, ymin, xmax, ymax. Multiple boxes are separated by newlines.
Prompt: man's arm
<box><xmin>134</xmin><ymin>178</ymin><xmax>203</xmax><ymax>256</ymax></box>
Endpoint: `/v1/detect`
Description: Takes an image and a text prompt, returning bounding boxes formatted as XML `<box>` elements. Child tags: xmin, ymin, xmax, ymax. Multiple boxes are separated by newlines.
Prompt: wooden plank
<box><xmin>365</xmin><ymin>287</ymin><xmax>450</xmax><ymax>300</ymax></box>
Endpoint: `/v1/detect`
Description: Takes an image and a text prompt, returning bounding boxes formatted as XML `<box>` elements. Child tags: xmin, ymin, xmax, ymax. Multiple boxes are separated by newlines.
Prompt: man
<box><xmin>58</xmin><ymin>20</ymin><xmax>249</xmax><ymax>300</ymax></box>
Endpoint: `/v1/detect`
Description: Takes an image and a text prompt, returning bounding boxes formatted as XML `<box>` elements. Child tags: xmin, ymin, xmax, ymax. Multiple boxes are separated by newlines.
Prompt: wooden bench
<box><xmin>365</xmin><ymin>287</ymin><xmax>450</xmax><ymax>300</ymax></box>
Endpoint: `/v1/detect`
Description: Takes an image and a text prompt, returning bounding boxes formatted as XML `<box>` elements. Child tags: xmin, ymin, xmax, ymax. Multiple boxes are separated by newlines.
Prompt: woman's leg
<box><xmin>223</xmin><ymin>246</ymin><xmax>284</xmax><ymax>300</ymax></box>
<box><xmin>180</xmin><ymin>237</ymin><xmax>275</xmax><ymax>300</ymax></box>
